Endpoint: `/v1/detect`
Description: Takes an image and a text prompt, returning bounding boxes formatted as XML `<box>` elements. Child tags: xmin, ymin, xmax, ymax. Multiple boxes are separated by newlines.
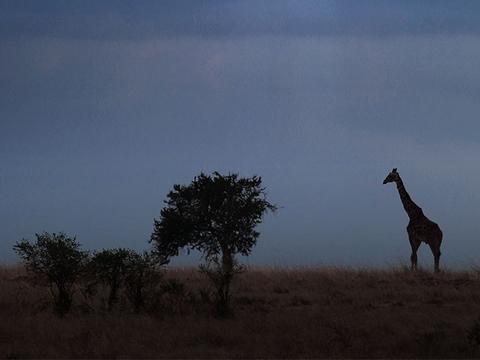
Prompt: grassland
<box><xmin>2</xmin><ymin>264</ymin><xmax>480</xmax><ymax>358</ymax></box>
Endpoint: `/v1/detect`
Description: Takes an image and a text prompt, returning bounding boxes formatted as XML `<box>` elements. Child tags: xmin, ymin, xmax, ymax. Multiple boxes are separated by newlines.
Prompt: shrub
<box><xmin>124</xmin><ymin>251</ymin><xmax>165</xmax><ymax>312</ymax></box>
<box><xmin>13</xmin><ymin>232</ymin><xmax>88</xmax><ymax>316</ymax></box>
<box><xmin>87</xmin><ymin>248</ymin><xmax>132</xmax><ymax>310</ymax></box>
<box><xmin>199</xmin><ymin>258</ymin><xmax>244</xmax><ymax>316</ymax></box>
<box><xmin>467</xmin><ymin>317</ymin><xmax>480</xmax><ymax>349</ymax></box>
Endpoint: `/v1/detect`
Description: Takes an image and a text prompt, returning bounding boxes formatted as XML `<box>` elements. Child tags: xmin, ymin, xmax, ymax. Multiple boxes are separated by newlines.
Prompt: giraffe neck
<box><xmin>395</xmin><ymin>177</ymin><xmax>423</xmax><ymax>220</ymax></box>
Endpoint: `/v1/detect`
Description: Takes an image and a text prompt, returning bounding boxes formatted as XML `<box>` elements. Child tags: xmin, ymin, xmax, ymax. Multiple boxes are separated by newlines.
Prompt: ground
<box><xmin>2</xmin><ymin>265</ymin><xmax>480</xmax><ymax>358</ymax></box>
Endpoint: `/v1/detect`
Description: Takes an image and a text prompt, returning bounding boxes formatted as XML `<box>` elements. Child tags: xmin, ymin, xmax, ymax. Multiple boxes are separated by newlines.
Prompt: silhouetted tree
<box><xmin>124</xmin><ymin>251</ymin><xmax>166</xmax><ymax>312</ymax></box>
<box><xmin>88</xmin><ymin>248</ymin><xmax>132</xmax><ymax>310</ymax></box>
<box><xmin>151</xmin><ymin>172</ymin><xmax>277</xmax><ymax>316</ymax></box>
<box><xmin>13</xmin><ymin>232</ymin><xmax>88</xmax><ymax>316</ymax></box>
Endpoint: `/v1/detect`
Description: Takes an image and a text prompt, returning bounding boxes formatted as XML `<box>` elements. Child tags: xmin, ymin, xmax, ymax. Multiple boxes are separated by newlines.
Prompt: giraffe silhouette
<box><xmin>383</xmin><ymin>168</ymin><xmax>443</xmax><ymax>272</ymax></box>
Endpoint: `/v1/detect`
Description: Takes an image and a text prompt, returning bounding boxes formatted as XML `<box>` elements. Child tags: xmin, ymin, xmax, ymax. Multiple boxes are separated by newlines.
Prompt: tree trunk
<box><xmin>55</xmin><ymin>283</ymin><xmax>72</xmax><ymax>316</ymax></box>
<box><xmin>217</xmin><ymin>246</ymin><xmax>234</xmax><ymax>317</ymax></box>
<box><xmin>108</xmin><ymin>280</ymin><xmax>119</xmax><ymax>311</ymax></box>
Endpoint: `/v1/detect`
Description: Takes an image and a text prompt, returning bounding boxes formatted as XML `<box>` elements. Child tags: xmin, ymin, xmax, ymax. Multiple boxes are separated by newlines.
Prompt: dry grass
<box><xmin>2</xmin><ymin>264</ymin><xmax>480</xmax><ymax>358</ymax></box>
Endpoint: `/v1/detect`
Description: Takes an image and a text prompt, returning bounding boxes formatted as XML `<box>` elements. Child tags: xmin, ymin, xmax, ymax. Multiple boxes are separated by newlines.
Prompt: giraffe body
<box><xmin>383</xmin><ymin>168</ymin><xmax>443</xmax><ymax>272</ymax></box>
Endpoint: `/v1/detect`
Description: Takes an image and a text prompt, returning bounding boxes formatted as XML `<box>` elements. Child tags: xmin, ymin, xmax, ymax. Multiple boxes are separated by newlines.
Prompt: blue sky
<box><xmin>1</xmin><ymin>1</ymin><xmax>480</xmax><ymax>267</ymax></box>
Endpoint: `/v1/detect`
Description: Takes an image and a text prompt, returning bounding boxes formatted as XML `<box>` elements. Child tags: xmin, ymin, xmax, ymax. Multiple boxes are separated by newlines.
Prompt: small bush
<box><xmin>199</xmin><ymin>258</ymin><xmax>244</xmax><ymax>317</ymax></box>
<box><xmin>124</xmin><ymin>251</ymin><xmax>165</xmax><ymax>312</ymax></box>
<box><xmin>467</xmin><ymin>317</ymin><xmax>480</xmax><ymax>349</ymax></box>
<box><xmin>87</xmin><ymin>248</ymin><xmax>132</xmax><ymax>311</ymax></box>
<box><xmin>13</xmin><ymin>232</ymin><xmax>88</xmax><ymax>316</ymax></box>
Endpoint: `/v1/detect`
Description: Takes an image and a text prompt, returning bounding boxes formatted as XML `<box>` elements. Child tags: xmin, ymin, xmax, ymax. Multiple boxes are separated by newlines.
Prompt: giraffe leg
<box><xmin>434</xmin><ymin>253</ymin><xmax>440</xmax><ymax>273</ymax></box>
<box><xmin>429</xmin><ymin>243</ymin><xmax>441</xmax><ymax>273</ymax></box>
<box><xmin>409</xmin><ymin>238</ymin><xmax>420</xmax><ymax>271</ymax></box>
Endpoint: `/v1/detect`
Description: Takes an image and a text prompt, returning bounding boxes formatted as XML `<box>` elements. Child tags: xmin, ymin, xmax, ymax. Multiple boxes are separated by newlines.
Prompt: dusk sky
<box><xmin>2</xmin><ymin>1</ymin><xmax>480</xmax><ymax>267</ymax></box>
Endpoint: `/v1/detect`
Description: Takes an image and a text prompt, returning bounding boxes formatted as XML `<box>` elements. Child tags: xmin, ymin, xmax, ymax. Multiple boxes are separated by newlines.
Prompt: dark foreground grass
<box><xmin>2</xmin><ymin>264</ymin><xmax>480</xmax><ymax>358</ymax></box>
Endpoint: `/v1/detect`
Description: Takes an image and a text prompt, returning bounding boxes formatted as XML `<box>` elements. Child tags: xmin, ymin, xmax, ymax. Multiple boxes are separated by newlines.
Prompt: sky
<box><xmin>1</xmin><ymin>1</ymin><xmax>480</xmax><ymax>267</ymax></box>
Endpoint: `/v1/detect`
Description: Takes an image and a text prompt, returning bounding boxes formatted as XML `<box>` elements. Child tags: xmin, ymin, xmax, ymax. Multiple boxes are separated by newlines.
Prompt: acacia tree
<box><xmin>150</xmin><ymin>172</ymin><xmax>277</xmax><ymax>316</ymax></box>
<box><xmin>13</xmin><ymin>232</ymin><xmax>89</xmax><ymax>316</ymax></box>
<box><xmin>124</xmin><ymin>251</ymin><xmax>166</xmax><ymax>312</ymax></box>
<box><xmin>87</xmin><ymin>248</ymin><xmax>132</xmax><ymax>311</ymax></box>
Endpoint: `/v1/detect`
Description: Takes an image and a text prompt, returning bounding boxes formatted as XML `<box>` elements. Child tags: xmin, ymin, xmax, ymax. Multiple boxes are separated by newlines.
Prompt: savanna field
<box><xmin>3</xmin><ymin>265</ymin><xmax>480</xmax><ymax>358</ymax></box>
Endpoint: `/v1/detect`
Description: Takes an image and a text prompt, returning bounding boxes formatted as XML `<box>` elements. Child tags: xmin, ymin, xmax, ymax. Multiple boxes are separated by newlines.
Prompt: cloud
<box><xmin>3</xmin><ymin>33</ymin><xmax>480</xmax><ymax>145</ymax></box>
<box><xmin>2</xmin><ymin>0</ymin><xmax>480</xmax><ymax>41</ymax></box>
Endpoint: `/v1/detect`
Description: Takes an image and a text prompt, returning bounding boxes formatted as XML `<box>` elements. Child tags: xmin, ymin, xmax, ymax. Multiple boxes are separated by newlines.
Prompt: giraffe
<box><xmin>383</xmin><ymin>168</ymin><xmax>443</xmax><ymax>272</ymax></box>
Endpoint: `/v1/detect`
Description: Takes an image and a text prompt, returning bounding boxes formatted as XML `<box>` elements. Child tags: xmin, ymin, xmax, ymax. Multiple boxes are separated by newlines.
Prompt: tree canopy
<box><xmin>150</xmin><ymin>172</ymin><xmax>277</xmax><ymax>263</ymax></box>
<box><xmin>13</xmin><ymin>232</ymin><xmax>88</xmax><ymax>315</ymax></box>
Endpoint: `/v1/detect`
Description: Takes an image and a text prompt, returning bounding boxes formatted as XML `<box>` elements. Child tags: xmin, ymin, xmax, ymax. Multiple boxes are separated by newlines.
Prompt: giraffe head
<box><xmin>383</xmin><ymin>168</ymin><xmax>400</xmax><ymax>184</ymax></box>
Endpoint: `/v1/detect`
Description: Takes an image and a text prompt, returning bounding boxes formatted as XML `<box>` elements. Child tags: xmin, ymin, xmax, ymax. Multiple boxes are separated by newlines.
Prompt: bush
<box><xmin>87</xmin><ymin>248</ymin><xmax>132</xmax><ymax>311</ymax></box>
<box><xmin>467</xmin><ymin>317</ymin><xmax>480</xmax><ymax>349</ymax></box>
<box><xmin>124</xmin><ymin>251</ymin><xmax>165</xmax><ymax>312</ymax></box>
<box><xmin>199</xmin><ymin>258</ymin><xmax>244</xmax><ymax>317</ymax></box>
<box><xmin>13</xmin><ymin>232</ymin><xmax>88</xmax><ymax>316</ymax></box>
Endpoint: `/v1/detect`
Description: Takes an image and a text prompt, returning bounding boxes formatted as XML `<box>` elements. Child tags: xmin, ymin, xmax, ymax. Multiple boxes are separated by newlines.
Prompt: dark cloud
<box><xmin>2</xmin><ymin>0</ymin><xmax>480</xmax><ymax>41</ymax></box>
